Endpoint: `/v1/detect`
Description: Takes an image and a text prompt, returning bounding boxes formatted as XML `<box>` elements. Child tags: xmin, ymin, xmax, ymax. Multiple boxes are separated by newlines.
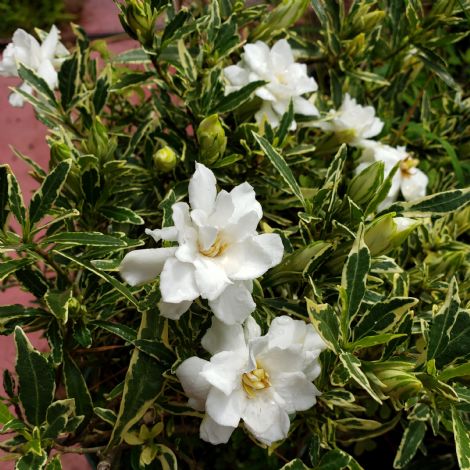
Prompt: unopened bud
<box><xmin>125</xmin><ymin>0</ymin><xmax>157</xmax><ymax>47</ymax></box>
<box><xmin>371</xmin><ymin>362</ymin><xmax>423</xmax><ymax>402</ymax></box>
<box><xmin>251</xmin><ymin>0</ymin><xmax>309</xmax><ymax>40</ymax></box>
<box><xmin>153</xmin><ymin>146</ymin><xmax>177</xmax><ymax>172</ymax></box>
<box><xmin>365</xmin><ymin>214</ymin><xmax>419</xmax><ymax>256</ymax></box>
<box><xmin>197</xmin><ymin>114</ymin><xmax>227</xmax><ymax>165</ymax></box>
<box><xmin>348</xmin><ymin>161</ymin><xmax>385</xmax><ymax>206</ymax></box>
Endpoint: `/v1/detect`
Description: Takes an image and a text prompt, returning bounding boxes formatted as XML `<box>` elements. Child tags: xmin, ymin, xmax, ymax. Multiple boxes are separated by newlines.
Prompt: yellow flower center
<box><xmin>242</xmin><ymin>366</ymin><xmax>271</xmax><ymax>398</ymax></box>
<box><xmin>400</xmin><ymin>155</ymin><xmax>419</xmax><ymax>177</ymax></box>
<box><xmin>199</xmin><ymin>234</ymin><xmax>227</xmax><ymax>258</ymax></box>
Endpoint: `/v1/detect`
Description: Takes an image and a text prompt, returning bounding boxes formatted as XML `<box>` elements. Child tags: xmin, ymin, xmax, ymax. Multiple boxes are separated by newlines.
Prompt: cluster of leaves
<box><xmin>0</xmin><ymin>0</ymin><xmax>71</xmax><ymax>38</ymax></box>
<box><xmin>0</xmin><ymin>0</ymin><xmax>469</xmax><ymax>469</ymax></box>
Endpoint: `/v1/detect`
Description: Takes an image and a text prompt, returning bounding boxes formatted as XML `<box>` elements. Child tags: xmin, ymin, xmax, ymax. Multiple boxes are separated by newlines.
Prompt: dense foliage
<box><xmin>0</xmin><ymin>1</ymin><xmax>469</xmax><ymax>469</ymax></box>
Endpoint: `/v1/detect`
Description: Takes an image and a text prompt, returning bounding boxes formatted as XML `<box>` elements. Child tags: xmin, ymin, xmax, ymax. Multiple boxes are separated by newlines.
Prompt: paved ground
<box><xmin>0</xmin><ymin>1</ymin><xmax>137</xmax><ymax>467</ymax></box>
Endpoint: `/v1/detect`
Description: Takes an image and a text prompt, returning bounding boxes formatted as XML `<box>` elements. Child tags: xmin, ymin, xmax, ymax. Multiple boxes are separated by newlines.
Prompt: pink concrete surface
<box><xmin>0</xmin><ymin>1</ymin><xmax>138</xmax><ymax>468</ymax></box>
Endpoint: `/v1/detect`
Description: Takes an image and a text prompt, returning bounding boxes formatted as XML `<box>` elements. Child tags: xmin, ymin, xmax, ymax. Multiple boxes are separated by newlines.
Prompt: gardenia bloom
<box><xmin>315</xmin><ymin>93</ymin><xmax>384</xmax><ymax>147</ymax></box>
<box><xmin>120</xmin><ymin>163</ymin><xmax>284</xmax><ymax>324</ymax></box>
<box><xmin>356</xmin><ymin>142</ymin><xmax>428</xmax><ymax>210</ymax></box>
<box><xmin>0</xmin><ymin>25</ymin><xmax>68</xmax><ymax>107</ymax></box>
<box><xmin>223</xmin><ymin>39</ymin><xmax>318</xmax><ymax>129</ymax></box>
<box><xmin>176</xmin><ymin>316</ymin><xmax>326</xmax><ymax>445</ymax></box>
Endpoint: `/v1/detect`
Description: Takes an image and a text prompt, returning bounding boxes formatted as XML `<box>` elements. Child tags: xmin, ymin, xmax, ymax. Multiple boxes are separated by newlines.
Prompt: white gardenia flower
<box><xmin>0</xmin><ymin>25</ymin><xmax>69</xmax><ymax>107</ymax></box>
<box><xmin>120</xmin><ymin>163</ymin><xmax>284</xmax><ymax>324</ymax></box>
<box><xmin>356</xmin><ymin>142</ymin><xmax>429</xmax><ymax>211</ymax></box>
<box><xmin>315</xmin><ymin>93</ymin><xmax>384</xmax><ymax>147</ymax></box>
<box><xmin>223</xmin><ymin>39</ymin><xmax>319</xmax><ymax>129</ymax></box>
<box><xmin>176</xmin><ymin>316</ymin><xmax>326</xmax><ymax>445</ymax></box>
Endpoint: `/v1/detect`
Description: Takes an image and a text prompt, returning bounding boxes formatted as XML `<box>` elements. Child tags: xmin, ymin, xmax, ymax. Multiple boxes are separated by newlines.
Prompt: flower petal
<box><xmin>119</xmin><ymin>247</ymin><xmax>176</xmax><ymax>286</ymax></box>
<box><xmin>229</xmin><ymin>182</ymin><xmax>262</xmax><ymax>223</ymax></box>
<box><xmin>40</xmin><ymin>25</ymin><xmax>60</xmax><ymax>60</ymax></box>
<box><xmin>188</xmin><ymin>163</ymin><xmax>217</xmax><ymax>214</ymax></box>
<box><xmin>201</xmin><ymin>351</ymin><xmax>247</xmax><ymax>396</ymax></box>
<box><xmin>242</xmin><ymin>395</ymin><xmax>290</xmax><ymax>445</ymax></box>
<box><xmin>145</xmin><ymin>226</ymin><xmax>178</xmax><ymax>243</ymax></box>
<box><xmin>200</xmin><ymin>415</ymin><xmax>235</xmax><ymax>444</ymax></box>
<box><xmin>158</xmin><ymin>300</ymin><xmax>192</xmax><ymax>320</ymax></box>
<box><xmin>271</xmin><ymin>371</ymin><xmax>319</xmax><ymax>413</ymax></box>
<box><xmin>202</xmin><ymin>317</ymin><xmax>247</xmax><ymax>355</ymax></box>
<box><xmin>160</xmin><ymin>258</ymin><xmax>199</xmax><ymax>303</ymax></box>
<box><xmin>270</xmin><ymin>39</ymin><xmax>294</xmax><ymax>70</ymax></box>
<box><xmin>37</xmin><ymin>60</ymin><xmax>58</xmax><ymax>89</ymax></box>
<box><xmin>255</xmin><ymin>102</ymin><xmax>280</xmax><ymax>128</ymax></box>
<box><xmin>401</xmin><ymin>168</ymin><xmax>428</xmax><ymax>201</ymax></box>
<box><xmin>243</xmin><ymin>41</ymin><xmax>271</xmax><ymax>77</ymax></box>
<box><xmin>293</xmin><ymin>96</ymin><xmax>319</xmax><ymax>116</ymax></box>
<box><xmin>223</xmin><ymin>64</ymin><xmax>250</xmax><ymax>88</ymax></box>
<box><xmin>208</xmin><ymin>281</ymin><xmax>256</xmax><ymax>325</ymax></box>
<box><xmin>176</xmin><ymin>356</ymin><xmax>211</xmax><ymax>411</ymax></box>
<box><xmin>193</xmin><ymin>258</ymin><xmax>231</xmax><ymax>301</ymax></box>
<box><xmin>12</xmin><ymin>29</ymin><xmax>41</xmax><ymax>69</ymax></box>
<box><xmin>205</xmin><ymin>387</ymin><xmax>245</xmax><ymax>428</ymax></box>
<box><xmin>222</xmin><ymin>233</ymin><xmax>284</xmax><ymax>280</ymax></box>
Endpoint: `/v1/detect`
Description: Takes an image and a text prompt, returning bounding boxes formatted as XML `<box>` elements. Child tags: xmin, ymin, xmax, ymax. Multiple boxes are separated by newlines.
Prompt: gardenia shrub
<box><xmin>0</xmin><ymin>1</ymin><xmax>469</xmax><ymax>469</ymax></box>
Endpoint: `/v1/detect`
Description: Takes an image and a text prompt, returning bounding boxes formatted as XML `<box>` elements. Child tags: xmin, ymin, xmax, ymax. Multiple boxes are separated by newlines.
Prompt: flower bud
<box><xmin>371</xmin><ymin>362</ymin><xmax>423</xmax><ymax>402</ymax></box>
<box><xmin>365</xmin><ymin>214</ymin><xmax>419</xmax><ymax>256</ymax></box>
<box><xmin>251</xmin><ymin>0</ymin><xmax>309</xmax><ymax>40</ymax></box>
<box><xmin>197</xmin><ymin>114</ymin><xmax>227</xmax><ymax>165</ymax></box>
<box><xmin>124</xmin><ymin>0</ymin><xmax>157</xmax><ymax>47</ymax></box>
<box><xmin>358</xmin><ymin>11</ymin><xmax>385</xmax><ymax>31</ymax></box>
<box><xmin>153</xmin><ymin>146</ymin><xmax>177</xmax><ymax>172</ymax></box>
<box><xmin>348</xmin><ymin>161</ymin><xmax>385</xmax><ymax>206</ymax></box>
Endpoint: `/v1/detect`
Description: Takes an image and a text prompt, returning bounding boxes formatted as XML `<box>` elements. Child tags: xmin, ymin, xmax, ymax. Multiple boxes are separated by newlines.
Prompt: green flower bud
<box><xmin>371</xmin><ymin>362</ymin><xmax>423</xmax><ymax>402</ymax></box>
<box><xmin>348</xmin><ymin>161</ymin><xmax>385</xmax><ymax>206</ymax></box>
<box><xmin>365</xmin><ymin>214</ymin><xmax>419</xmax><ymax>256</ymax></box>
<box><xmin>153</xmin><ymin>146</ymin><xmax>177</xmax><ymax>172</ymax></box>
<box><xmin>251</xmin><ymin>0</ymin><xmax>309</xmax><ymax>40</ymax></box>
<box><xmin>197</xmin><ymin>114</ymin><xmax>227</xmax><ymax>165</ymax></box>
<box><xmin>125</xmin><ymin>0</ymin><xmax>157</xmax><ymax>47</ymax></box>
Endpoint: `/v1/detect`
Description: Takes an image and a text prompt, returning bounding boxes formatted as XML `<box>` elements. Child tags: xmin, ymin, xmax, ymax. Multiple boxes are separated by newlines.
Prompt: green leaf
<box><xmin>14</xmin><ymin>326</ymin><xmax>55</xmax><ymax>426</ymax></box>
<box><xmin>276</xmin><ymin>100</ymin><xmax>294</xmax><ymax>145</ymax></box>
<box><xmin>212</xmin><ymin>80</ymin><xmax>267</xmax><ymax>114</ymax></box>
<box><xmin>15</xmin><ymin>450</ymin><xmax>48</xmax><ymax>470</ymax></box>
<box><xmin>46</xmin><ymin>320</ymin><xmax>64</xmax><ymax>366</ymax></box>
<box><xmin>107</xmin><ymin>311</ymin><xmax>166</xmax><ymax>448</ymax></box>
<box><xmin>45</xmin><ymin>456</ymin><xmax>62</xmax><ymax>470</ymax></box>
<box><xmin>386</xmin><ymin>188</ymin><xmax>470</xmax><ymax>217</ymax></box>
<box><xmin>427</xmin><ymin>278</ymin><xmax>467</xmax><ymax>367</ymax></box>
<box><xmin>0</xmin><ymin>258</ymin><xmax>34</xmax><ymax>281</ymax></box>
<box><xmin>347</xmin><ymin>161</ymin><xmax>384</xmax><ymax>207</ymax></box>
<box><xmin>439</xmin><ymin>363</ymin><xmax>470</xmax><ymax>382</ymax></box>
<box><xmin>93</xmin><ymin>77</ymin><xmax>109</xmax><ymax>114</ymax></box>
<box><xmin>42</xmin><ymin>399</ymin><xmax>75</xmax><ymax>440</ymax></box>
<box><xmin>306</xmin><ymin>299</ymin><xmax>340</xmax><ymax>352</ymax></box>
<box><xmin>112</xmin><ymin>48</ymin><xmax>150</xmax><ymax>64</ymax></box>
<box><xmin>63</xmin><ymin>354</ymin><xmax>93</xmax><ymax>425</ymax></box>
<box><xmin>393</xmin><ymin>420</ymin><xmax>426</xmax><ymax>468</ymax></box>
<box><xmin>350</xmin><ymin>333</ymin><xmax>406</xmax><ymax>350</ymax></box>
<box><xmin>58</xmin><ymin>55</ymin><xmax>79</xmax><ymax>109</ymax></box>
<box><xmin>354</xmin><ymin>297</ymin><xmax>418</xmax><ymax>340</ymax></box>
<box><xmin>0</xmin><ymin>401</ymin><xmax>15</xmax><ymax>424</ymax></box>
<box><xmin>29</xmin><ymin>160</ymin><xmax>72</xmax><ymax>226</ymax></box>
<box><xmin>452</xmin><ymin>406</ymin><xmax>470</xmax><ymax>470</ymax></box>
<box><xmin>133</xmin><ymin>339</ymin><xmax>176</xmax><ymax>366</ymax></box>
<box><xmin>0</xmin><ymin>165</ymin><xmax>8</xmax><ymax>229</ymax></box>
<box><xmin>416</xmin><ymin>46</ymin><xmax>458</xmax><ymax>89</ymax></box>
<box><xmin>161</xmin><ymin>9</ymin><xmax>190</xmax><ymax>48</ymax></box>
<box><xmin>55</xmin><ymin>251</ymin><xmax>139</xmax><ymax>308</ymax></box>
<box><xmin>42</xmin><ymin>232</ymin><xmax>127</xmax><ymax>247</ymax></box>
<box><xmin>17</xmin><ymin>64</ymin><xmax>56</xmax><ymax>104</ymax></box>
<box><xmin>318</xmin><ymin>448</ymin><xmax>364</xmax><ymax>470</ymax></box>
<box><xmin>92</xmin><ymin>320</ymin><xmax>137</xmax><ymax>343</ymax></box>
<box><xmin>7</xmin><ymin>167</ymin><xmax>26</xmax><ymax>226</ymax></box>
<box><xmin>44</xmin><ymin>289</ymin><xmax>72</xmax><ymax>324</ymax></box>
<box><xmin>100</xmin><ymin>205</ymin><xmax>144</xmax><ymax>225</ymax></box>
<box><xmin>94</xmin><ymin>407</ymin><xmax>117</xmax><ymax>425</ymax></box>
<box><xmin>253</xmin><ymin>132</ymin><xmax>306</xmax><ymax>207</ymax></box>
<box><xmin>111</xmin><ymin>71</ymin><xmax>154</xmax><ymax>91</ymax></box>
<box><xmin>340</xmin><ymin>352</ymin><xmax>382</xmax><ymax>404</ymax></box>
<box><xmin>341</xmin><ymin>224</ymin><xmax>370</xmax><ymax>335</ymax></box>
<box><xmin>280</xmin><ymin>458</ymin><xmax>310</xmax><ymax>470</ymax></box>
